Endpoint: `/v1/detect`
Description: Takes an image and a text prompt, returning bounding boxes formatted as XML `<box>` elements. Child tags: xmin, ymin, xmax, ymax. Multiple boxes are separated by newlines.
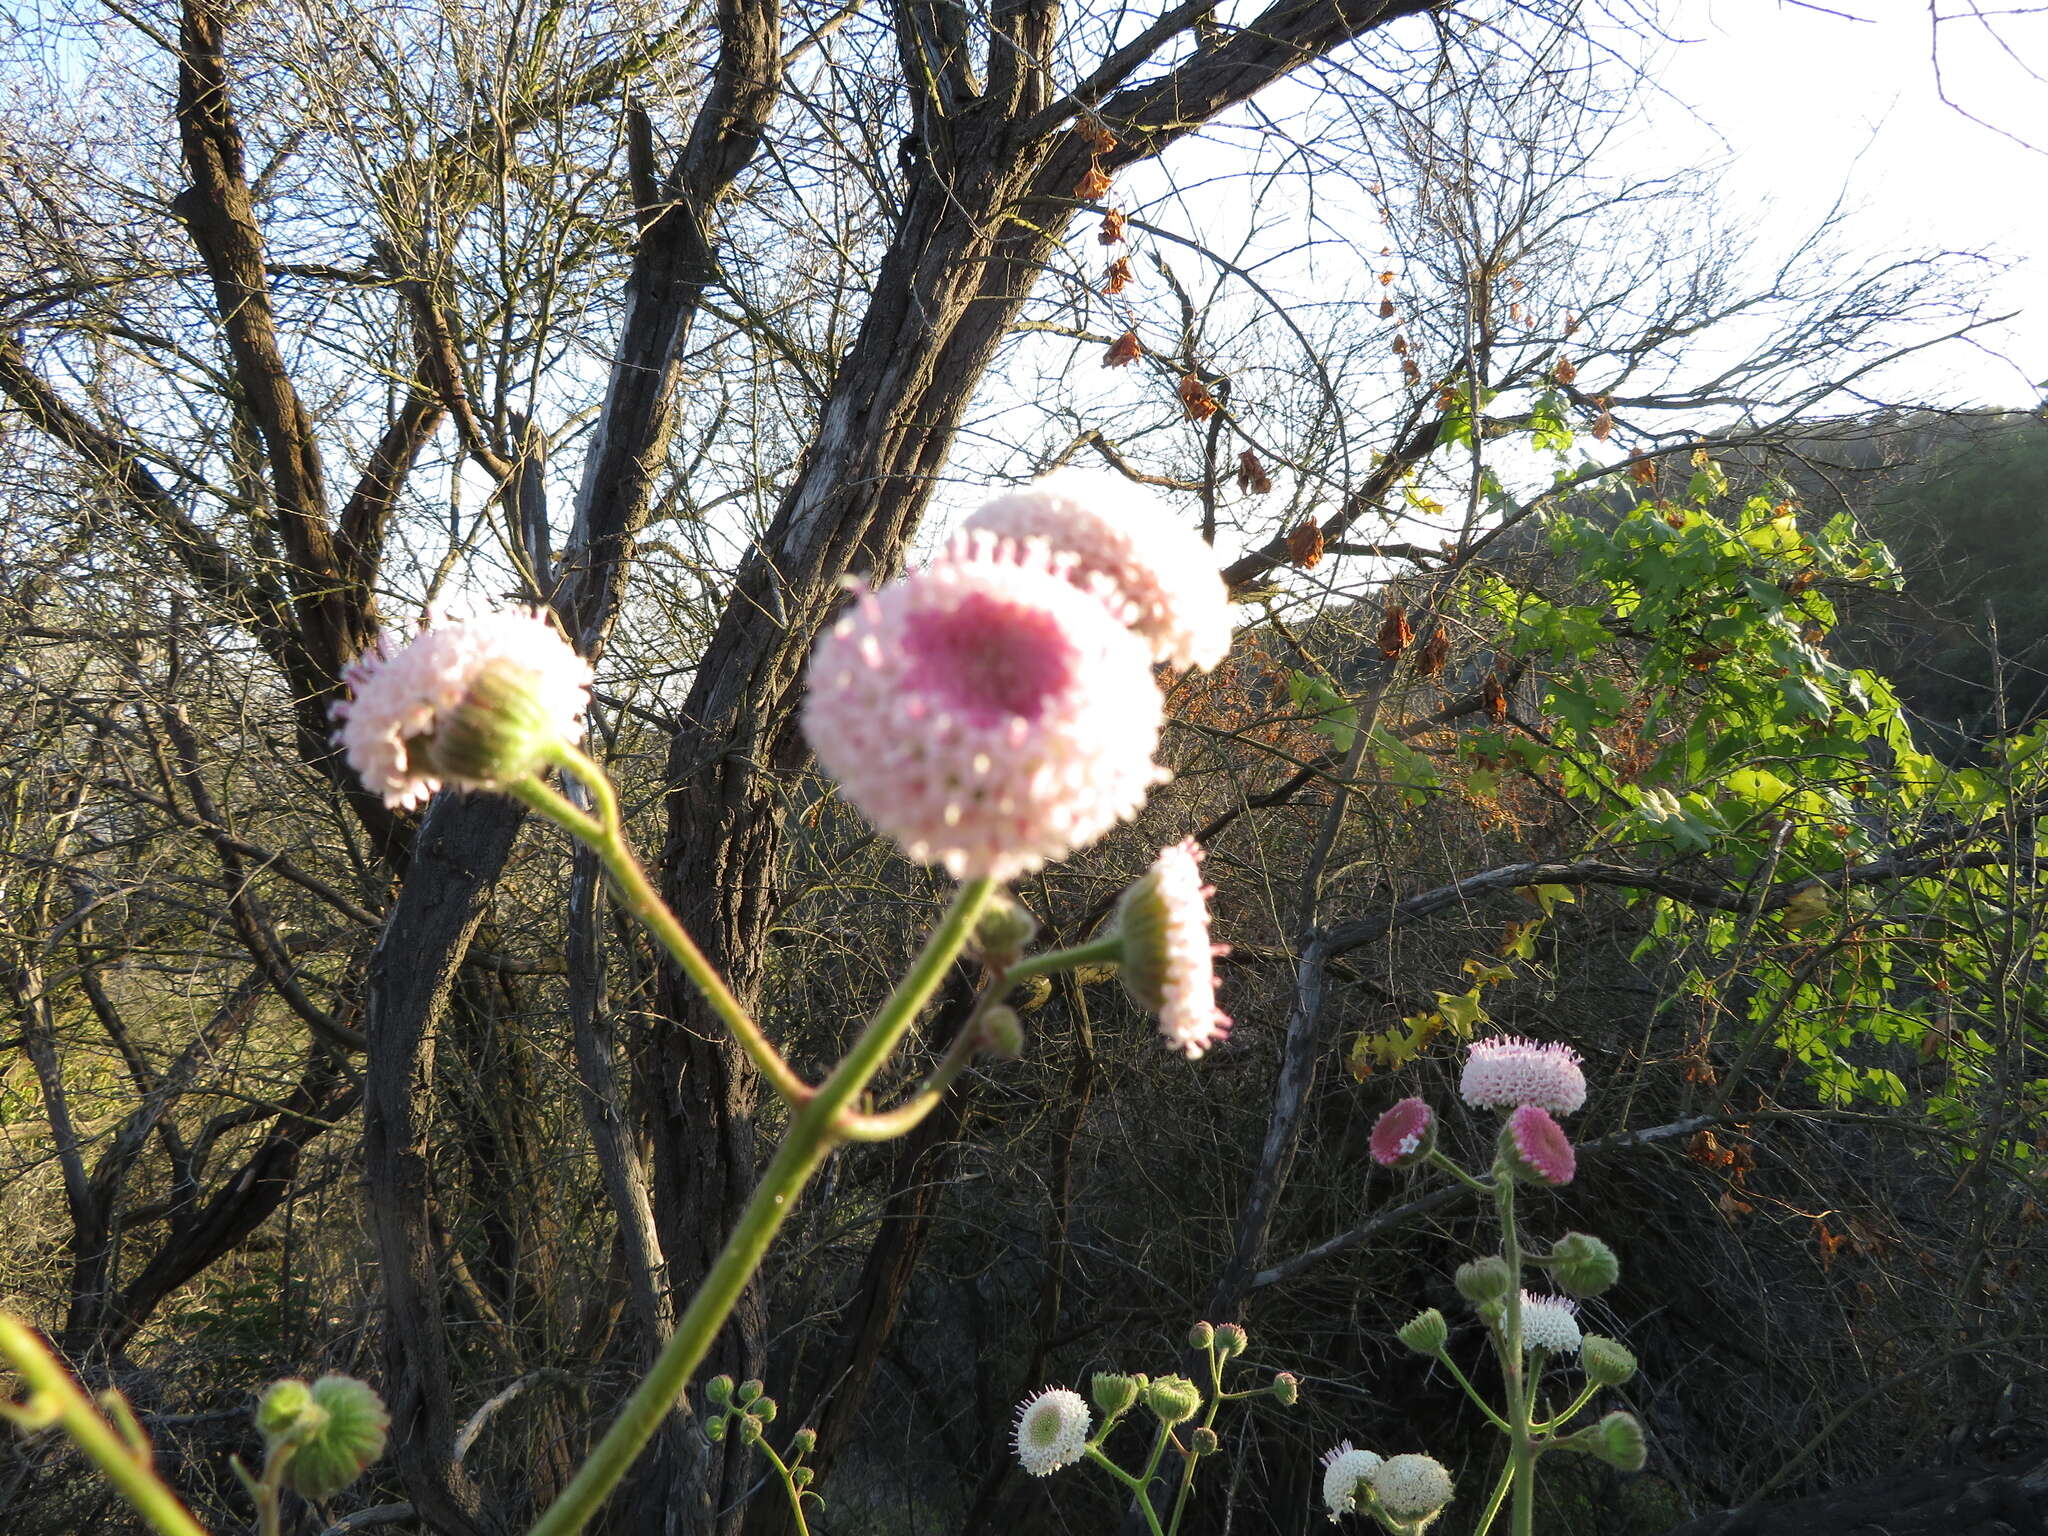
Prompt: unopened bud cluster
<box><xmin>1335</xmin><ymin>1033</ymin><xmax>1648</xmax><ymax>1529</ymax></box>
<box><xmin>1015</xmin><ymin>1319</ymin><xmax>1289</xmax><ymax>1500</ymax></box>
<box><xmin>254</xmin><ymin>1375</ymin><xmax>389</xmax><ymax>1499</ymax></box>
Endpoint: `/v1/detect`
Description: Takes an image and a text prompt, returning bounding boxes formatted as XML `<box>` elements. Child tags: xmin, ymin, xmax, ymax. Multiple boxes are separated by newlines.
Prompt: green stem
<box><xmin>522</xmin><ymin>878</ymin><xmax>996</xmax><ymax>1536</ymax></box>
<box><xmin>1534</xmin><ymin>1381</ymin><xmax>1600</xmax><ymax>1435</ymax></box>
<box><xmin>1002</xmin><ymin>932</ymin><xmax>1123</xmax><ymax>985</ymax></box>
<box><xmin>518</xmin><ymin>748</ymin><xmax>811</xmax><ymax>1109</ymax></box>
<box><xmin>251</xmin><ymin>1442</ymin><xmax>294</xmax><ymax>1536</ymax></box>
<box><xmin>838</xmin><ymin>982</ymin><xmax>1004</xmax><ymax>1141</ymax></box>
<box><xmin>1471</xmin><ymin>1456</ymin><xmax>1517</xmax><ymax>1536</ymax></box>
<box><xmin>1496</xmin><ymin>1172</ymin><xmax>1537</xmax><ymax>1536</ymax></box>
<box><xmin>1087</xmin><ymin>1442</ymin><xmax>1170</xmax><ymax>1536</ymax></box>
<box><xmin>752</xmin><ymin>1437</ymin><xmax>812</xmax><ymax>1536</ymax></box>
<box><xmin>1433</xmin><ymin>1352</ymin><xmax>1513</xmax><ymax>1433</ymax></box>
<box><xmin>1164</xmin><ymin>1346</ymin><xmax>1224</xmax><ymax>1535</ymax></box>
<box><xmin>0</xmin><ymin>1317</ymin><xmax>212</xmax><ymax>1536</ymax></box>
<box><xmin>1426</xmin><ymin>1146</ymin><xmax>1495</xmax><ymax>1195</ymax></box>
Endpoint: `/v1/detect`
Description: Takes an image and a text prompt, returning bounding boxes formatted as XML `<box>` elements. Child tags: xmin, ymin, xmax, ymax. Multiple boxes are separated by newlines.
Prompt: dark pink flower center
<box><xmin>1370</xmin><ymin>1097</ymin><xmax>1434</xmax><ymax>1166</ymax></box>
<box><xmin>903</xmin><ymin>590</ymin><xmax>1077</xmax><ymax>723</ymax></box>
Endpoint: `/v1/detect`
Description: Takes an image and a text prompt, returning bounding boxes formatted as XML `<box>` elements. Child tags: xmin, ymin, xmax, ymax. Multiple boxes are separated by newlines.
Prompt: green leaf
<box><xmin>1286</xmin><ymin>669</ymin><xmax>1356</xmax><ymax>753</ymax></box>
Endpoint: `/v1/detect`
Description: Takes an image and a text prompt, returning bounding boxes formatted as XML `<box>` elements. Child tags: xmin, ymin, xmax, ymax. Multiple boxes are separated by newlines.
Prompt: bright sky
<box><xmin>1631</xmin><ymin>0</ymin><xmax>2046</xmax><ymax>407</ymax></box>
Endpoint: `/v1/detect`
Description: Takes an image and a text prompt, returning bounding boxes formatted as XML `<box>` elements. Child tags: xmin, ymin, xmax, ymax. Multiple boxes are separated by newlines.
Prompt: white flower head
<box><xmin>1518</xmin><ymin>1291</ymin><xmax>1583</xmax><ymax>1355</ymax></box>
<box><xmin>1013</xmin><ymin>1387</ymin><xmax>1091</xmax><ymax>1476</ymax></box>
<box><xmin>1371</xmin><ymin>1453</ymin><xmax>1454</xmax><ymax>1521</ymax></box>
<box><xmin>1320</xmin><ymin>1441</ymin><xmax>1382</xmax><ymax>1521</ymax></box>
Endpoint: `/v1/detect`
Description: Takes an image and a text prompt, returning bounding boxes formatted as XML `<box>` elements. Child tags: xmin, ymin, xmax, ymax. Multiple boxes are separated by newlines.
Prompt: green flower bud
<box><xmin>705</xmin><ymin>1375</ymin><xmax>735</xmax><ymax>1407</ymax></box>
<box><xmin>791</xmin><ymin>1466</ymin><xmax>815</xmax><ymax>1490</ymax></box>
<box><xmin>1395</xmin><ymin>1308</ymin><xmax>1448</xmax><ymax>1357</ymax></box>
<box><xmin>738</xmin><ymin>1414</ymin><xmax>763</xmax><ymax>1445</ymax></box>
<box><xmin>1091</xmin><ymin>1372</ymin><xmax>1142</xmax><ymax>1418</ymax></box>
<box><xmin>971</xmin><ymin>897</ymin><xmax>1039</xmax><ymax>969</ymax></box>
<box><xmin>1212</xmin><ymin>1323</ymin><xmax>1248</xmax><ymax>1359</ymax></box>
<box><xmin>752</xmin><ymin>1397</ymin><xmax>778</xmax><ymax>1424</ymax></box>
<box><xmin>736</xmin><ymin>1379</ymin><xmax>764</xmax><ymax>1406</ymax></box>
<box><xmin>1456</xmin><ymin>1256</ymin><xmax>1513</xmax><ymax>1307</ymax></box>
<box><xmin>279</xmin><ymin>1377</ymin><xmax>390</xmax><ymax>1500</ymax></box>
<box><xmin>1191</xmin><ymin>1426</ymin><xmax>1219</xmax><ymax>1456</ymax></box>
<box><xmin>1143</xmin><ymin>1374</ymin><xmax>1202</xmax><ymax>1426</ymax></box>
<box><xmin>1581</xmin><ymin>1336</ymin><xmax>1637</xmax><ymax>1388</ymax></box>
<box><xmin>790</xmin><ymin>1427</ymin><xmax>818</xmax><ymax>1458</ymax></box>
<box><xmin>1549</xmin><ymin>1232</ymin><xmax>1621</xmax><ymax>1298</ymax></box>
<box><xmin>1588</xmin><ymin>1410</ymin><xmax>1646</xmax><ymax>1472</ymax></box>
<box><xmin>1187</xmin><ymin>1320</ymin><xmax>1215</xmax><ymax>1350</ymax></box>
<box><xmin>706</xmin><ymin>1415</ymin><xmax>728</xmax><ymax>1442</ymax></box>
<box><xmin>978</xmin><ymin>1005</ymin><xmax>1026</xmax><ymax>1060</ymax></box>
<box><xmin>1270</xmin><ymin>1372</ymin><xmax>1300</xmax><ymax>1406</ymax></box>
<box><xmin>255</xmin><ymin>1380</ymin><xmax>318</xmax><ymax>1444</ymax></box>
<box><xmin>420</xmin><ymin>665</ymin><xmax>554</xmax><ymax>787</ymax></box>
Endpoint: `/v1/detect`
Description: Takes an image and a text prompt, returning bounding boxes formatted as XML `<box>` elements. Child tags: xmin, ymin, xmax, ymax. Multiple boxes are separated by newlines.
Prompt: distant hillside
<box><xmin>1724</xmin><ymin>408</ymin><xmax>2048</xmax><ymax>756</ymax></box>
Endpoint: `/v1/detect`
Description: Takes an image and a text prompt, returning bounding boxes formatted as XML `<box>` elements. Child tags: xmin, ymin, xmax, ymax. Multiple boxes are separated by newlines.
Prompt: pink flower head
<box><xmin>1116</xmin><ymin>839</ymin><xmax>1231</xmax><ymax>1058</ymax></box>
<box><xmin>1369</xmin><ymin>1097</ymin><xmax>1436</xmax><ymax>1168</ymax></box>
<box><xmin>1460</xmin><ymin>1036</ymin><xmax>1587</xmax><ymax>1115</ymax></box>
<box><xmin>1501</xmin><ymin>1104</ymin><xmax>1576</xmax><ymax>1187</ymax></box>
<box><xmin>960</xmin><ymin>470</ymin><xmax>1234</xmax><ymax>672</ymax></box>
<box><xmin>330</xmin><ymin>607</ymin><xmax>592</xmax><ymax>810</ymax></box>
<box><xmin>802</xmin><ymin>533</ymin><xmax>1168</xmax><ymax>882</ymax></box>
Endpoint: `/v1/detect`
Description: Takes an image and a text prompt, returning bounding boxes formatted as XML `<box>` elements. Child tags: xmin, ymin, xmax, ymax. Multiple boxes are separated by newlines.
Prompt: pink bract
<box><xmin>960</xmin><ymin>470</ymin><xmax>1233</xmax><ymax>672</ymax></box>
<box><xmin>802</xmin><ymin>533</ymin><xmax>1168</xmax><ymax>882</ymax></box>
<box><xmin>1117</xmin><ymin>839</ymin><xmax>1231</xmax><ymax>1058</ymax></box>
<box><xmin>1369</xmin><ymin>1096</ymin><xmax>1435</xmax><ymax>1167</ymax></box>
<box><xmin>330</xmin><ymin>607</ymin><xmax>592</xmax><ymax>810</ymax></box>
<box><xmin>1504</xmin><ymin>1105</ymin><xmax>1577</xmax><ymax>1186</ymax></box>
<box><xmin>1461</xmin><ymin>1036</ymin><xmax>1587</xmax><ymax>1115</ymax></box>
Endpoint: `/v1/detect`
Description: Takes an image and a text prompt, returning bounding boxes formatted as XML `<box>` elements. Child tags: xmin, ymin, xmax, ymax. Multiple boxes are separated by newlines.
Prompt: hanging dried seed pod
<box><xmin>1178</xmin><ymin>373</ymin><xmax>1218</xmax><ymax>420</ymax></box>
<box><xmin>1415</xmin><ymin>625</ymin><xmax>1450</xmax><ymax>678</ymax></box>
<box><xmin>1103</xmin><ymin>330</ymin><xmax>1142</xmax><ymax>368</ymax></box>
<box><xmin>1074</xmin><ymin>160</ymin><xmax>1113</xmax><ymax>201</ymax></box>
<box><xmin>1286</xmin><ymin>520</ymin><xmax>1324</xmax><ymax>569</ymax></box>
<box><xmin>1376</xmin><ymin>604</ymin><xmax>1413</xmax><ymax>660</ymax></box>
<box><xmin>1099</xmin><ymin>207</ymin><xmax>1127</xmax><ymax>244</ymax></box>
<box><xmin>1236</xmin><ymin>449</ymin><xmax>1272</xmax><ymax>496</ymax></box>
<box><xmin>1482</xmin><ymin>671</ymin><xmax>1508</xmax><ymax>723</ymax></box>
<box><xmin>1103</xmin><ymin>256</ymin><xmax>1133</xmax><ymax>295</ymax></box>
<box><xmin>1552</xmin><ymin>355</ymin><xmax>1577</xmax><ymax>386</ymax></box>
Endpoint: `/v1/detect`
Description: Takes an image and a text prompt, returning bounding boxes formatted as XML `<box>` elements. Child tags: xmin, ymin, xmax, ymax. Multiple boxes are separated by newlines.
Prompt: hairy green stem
<box><xmin>1496</xmin><ymin>1172</ymin><xmax>1537</xmax><ymax>1536</ymax></box>
<box><xmin>1433</xmin><ymin>1350</ymin><xmax>1513</xmax><ymax>1433</ymax></box>
<box><xmin>1003</xmin><ymin>932</ymin><xmax>1123</xmax><ymax>985</ymax></box>
<box><xmin>838</xmin><ymin>981</ymin><xmax>1005</xmax><ymax>1140</ymax></box>
<box><xmin>522</xmin><ymin>746</ymin><xmax>812</xmax><ymax>1108</ymax></box>
<box><xmin>1164</xmin><ymin>1343</ymin><xmax>1225</xmax><ymax>1534</ymax></box>
<box><xmin>1086</xmin><ymin>1444</ymin><xmax>1168</xmax><ymax>1536</ymax></box>
<box><xmin>0</xmin><ymin>1317</ymin><xmax>212</xmax><ymax>1536</ymax></box>
<box><xmin>1472</xmin><ymin>1455</ymin><xmax>1517</xmax><ymax>1536</ymax></box>
<box><xmin>522</xmin><ymin>877</ymin><xmax>996</xmax><ymax>1536</ymax></box>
